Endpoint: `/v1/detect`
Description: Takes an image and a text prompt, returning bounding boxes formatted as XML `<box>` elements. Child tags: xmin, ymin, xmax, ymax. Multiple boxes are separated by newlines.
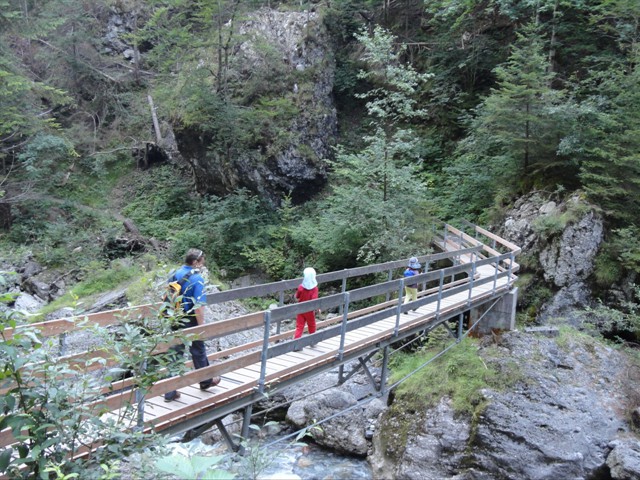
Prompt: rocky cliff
<box><xmin>368</xmin><ymin>329</ymin><xmax>639</xmax><ymax>480</ymax></box>
<box><xmin>499</xmin><ymin>191</ymin><xmax>605</xmax><ymax>323</ymax></box>
<box><xmin>172</xmin><ymin>9</ymin><xmax>336</xmax><ymax>205</ymax></box>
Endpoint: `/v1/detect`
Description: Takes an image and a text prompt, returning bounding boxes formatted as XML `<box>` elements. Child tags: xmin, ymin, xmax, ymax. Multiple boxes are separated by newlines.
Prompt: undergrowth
<box><xmin>35</xmin><ymin>261</ymin><xmax>144</xmax><ymax>319</ymax></box>
<box><xmin>389</xmin><ymin>336</ymin><xmax>507</xmax><ymax>416</ymax></box>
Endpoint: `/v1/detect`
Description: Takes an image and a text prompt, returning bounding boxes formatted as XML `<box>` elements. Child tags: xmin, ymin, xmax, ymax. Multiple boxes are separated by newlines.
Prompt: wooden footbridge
<box><xmin>0</xmin><ymin>222</ymin><xmax>520</xmax><ymax>459</ymax></box>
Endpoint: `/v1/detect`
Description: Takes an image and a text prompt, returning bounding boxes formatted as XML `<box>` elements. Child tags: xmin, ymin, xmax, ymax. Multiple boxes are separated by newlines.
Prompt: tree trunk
<box><xmin>0</xmin><ymin>202</ymin><xmax>12</xmax><ymax>231</ymax></box>
<box><xmin>148</xmin><ymin>95</ymin><xmax>162</xmax><ymax>145</ymax></box>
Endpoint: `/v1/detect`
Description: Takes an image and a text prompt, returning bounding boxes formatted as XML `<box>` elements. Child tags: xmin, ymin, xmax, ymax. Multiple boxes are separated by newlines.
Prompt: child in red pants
<box><xmin>294</xmin><ymin>267</ymin><xmax>319</xmax><ymax>345</ymax></box>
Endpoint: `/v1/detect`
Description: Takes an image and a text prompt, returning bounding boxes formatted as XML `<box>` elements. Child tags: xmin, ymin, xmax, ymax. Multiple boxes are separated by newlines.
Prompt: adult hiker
<box><xmin>293</xmin><ymin>267</ymin><xmax>320</xmax><ymax>350</ymax></box>
<box><xmin>164</xmin><ymin>248</ymin><xmax>220</xmax><ymax>402</ymax></box>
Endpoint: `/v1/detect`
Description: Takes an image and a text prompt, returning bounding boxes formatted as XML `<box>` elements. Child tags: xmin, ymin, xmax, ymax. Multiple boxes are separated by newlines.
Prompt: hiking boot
<box><xmin>200</xmin><ymin>376</ymin><xmax>221</xmax><ymax>390</ymax></box>
<box><xmin>164</xmin><ymin>391</ymin><xmax>181</xmax><ymax>402</ymax></box>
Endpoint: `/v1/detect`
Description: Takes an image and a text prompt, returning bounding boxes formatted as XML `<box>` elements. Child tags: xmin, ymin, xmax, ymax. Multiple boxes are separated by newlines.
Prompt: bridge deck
<box><xmin>118</xmin><ymin>262</ymin><xmax>513</xmax><ymax>434</ymax></box>
<box><xmin>0</xmin><ymin>222</ymin><xmax>520</xmax><ymax>458</ymax></box>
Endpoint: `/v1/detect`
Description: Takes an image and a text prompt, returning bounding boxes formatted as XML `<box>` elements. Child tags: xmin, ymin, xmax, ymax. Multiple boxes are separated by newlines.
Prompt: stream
<box><xmin>168</xmin><ymin>434</ymin><xmax>373</xmax><ymax>479</ymax></box>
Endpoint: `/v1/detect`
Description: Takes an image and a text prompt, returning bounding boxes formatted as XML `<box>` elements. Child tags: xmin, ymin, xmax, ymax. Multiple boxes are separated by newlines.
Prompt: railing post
<box><xmin>467</xmin><ymin>262</ymin><xmax>476</xmax><ymax>306</ymax></box>
<box><xmin>136</xmin><ymin>359</ymin><xmax>147</xmax><ymax>428</ymax></box>
<box><xmin>238</xmin><ymin>404</ymin><xmax>253</xmax><ymax>456</ymax></box>
<box><xmin>443</xmin><ymin>224</ymin><xmax>449</xmax><ymax>248</ymax></box>
<box><xmin>59</xmin><ymin>332</ymin><xmax>68</xmax><ymax>357</ymax></box>
<box><xmin>508</xmin><ymin>252</ymin><xmax>514</xmax><ymax>285</ymax></box>
<box><xmin>385</xmin><ymin>270</ymin><xmax>393</xmax><ymax>302</ymax></box>
<box><xmin>380</xmin><ymin>346</ymin><xmax>390</xmax><ymax>395</ymax></box>
<box><xmin>422</xmin><ymin>261</ymin><xmax>429</xmax><ymax>291</ymax></box>
<box><xmin>395</xmin><ymin>279</ymin><xmax>404</xmax><ymax>336</ymax></box>
<box><xmin>436</xmin><ymin>270</ymin><xmax>444</xmax><ymax>320</ymax></box>
<box><xmin>339</xmin><ymin>271</ymin><xmax>347</xmax><ymax>315</ymax></box>
<box><xmin>276</xmin><ymin>291</ymin><xmax>285</xmax><ymax>334</ymax></box>
<box><xmin>493</xmin><ymin>258</ymin><xmax>499</xmax><ymax>294</ymax></box>
<box><xmin>338</xmin><ymin>292</ymin><xmax>350</xmax><ymax>361</ymax></box>
<box><xmin>258</xmin><ymin>311</ymin><xmax>271</xmax><ymax>394</ymax></box>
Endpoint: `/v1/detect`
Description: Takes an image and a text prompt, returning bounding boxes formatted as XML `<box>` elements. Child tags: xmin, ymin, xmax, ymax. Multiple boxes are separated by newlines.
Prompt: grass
<box><xmin>389</xmin><ymin>336</ymin><xmax>508</xmax><ymax>416</ymax></box>
<box><xmin>35</xmin><ymin>262</ymin><xmax>144</xmax><ymax>319</ymax></box>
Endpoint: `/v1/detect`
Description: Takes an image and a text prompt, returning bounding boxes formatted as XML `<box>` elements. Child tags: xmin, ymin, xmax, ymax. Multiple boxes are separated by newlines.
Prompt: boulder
<box><xmin>278</xmin><ymin>361</ymin><xmax>386</xmax><ymax>456</ymax></box>
<box><xmin>607</xmin><ymin>438</ymin><xmax>640</xmax><ymax>480</ymax></box>
<box><xmin>539</xmin><ymin>210</ymin><xmax>603</xmax><ymax>288</ymax></box>
<box><xmin>498</xmin><ymin>192</ymin><xmax>604</xmax><ymax>322</ymax></box>
<box><xmin>371</xmin><ymin>397</ymin><xmax>470</xmax><ymax>480</ymax></box>
<box><xmin>13</xmin><ymin>293</ymin><xmax>45</xmax><ymax>313</ymax></box>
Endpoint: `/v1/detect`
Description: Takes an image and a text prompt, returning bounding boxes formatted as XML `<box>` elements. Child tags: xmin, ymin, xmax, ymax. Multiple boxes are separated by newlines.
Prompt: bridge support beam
<box><xmin>338</xmin><ymin>351</ymin><xmax>386</xmax><ymax>392</ymax></box>
<box><xmin>469</xmin><ymin>287</ymin><xmax>518</xmax><ymax>336</ymax></box>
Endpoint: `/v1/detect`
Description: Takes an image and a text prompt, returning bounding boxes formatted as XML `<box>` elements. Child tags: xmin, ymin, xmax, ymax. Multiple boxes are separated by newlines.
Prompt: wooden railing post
<box><xmin>276</xmin><ymin>291</ymin><xmax>284</xmax><ymax>334</ymax></box>
<box><xmin>339</xmin><ymin>270</ymin><xmax>348</xmax><ymax>315</ymax></box>
<box><xmin>136</xmin><ymin>359</ymin><xmax>147</xmax><ymax>428</ymax></box>
<box><xmin>467</xmin><ymin>261</ymin><xmax>476</xmax><ymax>306</ymax></box>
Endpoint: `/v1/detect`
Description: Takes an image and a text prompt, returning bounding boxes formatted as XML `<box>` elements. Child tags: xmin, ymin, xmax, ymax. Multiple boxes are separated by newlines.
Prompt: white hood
<box><xmin>301</xmin><ymin>267</ymin><xmax>317</xmax><ymax>289</ymax></box>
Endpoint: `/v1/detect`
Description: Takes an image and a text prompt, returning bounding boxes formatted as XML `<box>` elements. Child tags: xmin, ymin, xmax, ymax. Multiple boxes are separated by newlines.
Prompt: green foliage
<box><xmin>531</xmin><ymin>198</ymin><xmax>591</xmax><ymax>236</ymax></box>
<box><xmin>36</xmin><ymin>260</ymin><xmax>143</xmax><ymax>318</ymax></box>
<box><xmin>121</xmin><ymin>166</ymin><xmax>197</xmax><ymax>240</ymax></box>
<box><xmin>241</xmin><ymin>196</ymin><xmax>305</xmax><ymax>279</ymax></box>
<box><xmin>576</xmin><ymin>49</ymin><xmax>640</xmax><ymax>225</ymax></box>
<box><xmin>0</xmin><ymin>308</ymin><xmax>180</xmax><ymax>478</ymax></box>
<box><xmin>389</xmin><ymin>336</ymin><xmax>513</xmax><ymax>415</ymax></box>
<box><xmin>593</xmin><ymin>227</ymin><xmax>640</xmax><ymax>281</ymax></box>
<box><xmin>17</xmin><ymin>133</ymin><xmax>78</xmax><ymax>184</ymax></box>
<box><xmin>440</xmin><ymin>22</ymin><xmax>578</xmax><ymax>221</ymax></box>
<box><xmin>155</xmin><ymin>452</ymin><xmax>232</xmax><ymax>480</ymax></box>
<box><xmin>183</xmin><ymin>191</ymin><xmax>276</xmax><ymax>275</ymax></box>
<box><xmin>306</xmin><ymin>26</ymin><xmax>434</xmax><ymax>269</ymax></box>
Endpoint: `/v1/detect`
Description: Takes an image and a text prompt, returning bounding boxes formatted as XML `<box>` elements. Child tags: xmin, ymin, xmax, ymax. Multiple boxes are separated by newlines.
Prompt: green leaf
<box><xmin>0</xmin><ymin>447</ymin><xmax>12</xmax><ymax>471</ymax></box>
<box><xmin>155</xmin><ymin>454</ymin><xmax>197</xmax><ymax>478</ymax></box>
<box><xmin>190</xmin><ymin>455</ymin><xmax>225</xmax><ymax>474</ymax></box>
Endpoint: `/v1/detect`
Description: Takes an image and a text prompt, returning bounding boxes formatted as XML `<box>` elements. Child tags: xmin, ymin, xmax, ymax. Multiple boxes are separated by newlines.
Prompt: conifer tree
<box><xmin>443</xmin><ymin>22</ymin><xmax>572</xmax><ymax>218</ymax></box>
<box><xmin>307</xmin><ymin>26</ymin><xmax>432</xmax><ymax>267</ymax></box>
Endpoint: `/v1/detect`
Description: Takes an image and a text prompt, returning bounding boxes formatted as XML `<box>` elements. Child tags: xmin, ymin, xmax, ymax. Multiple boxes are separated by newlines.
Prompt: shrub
<box><xmin>389</xmin><ymin>335</ymin><xmax>514</xmax><ymax>415</ymax></box>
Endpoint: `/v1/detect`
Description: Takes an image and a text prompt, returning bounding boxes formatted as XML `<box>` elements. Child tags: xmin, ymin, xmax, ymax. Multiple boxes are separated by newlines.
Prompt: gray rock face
<box><xmin>13</xmin><ymin>293</ymin><xmax>45</xmax><ymax>313</ymax></box>
<box><xmin>607</xmin><ymin>439</ymin><xmax>640</xmax><ymax>480</ymax></box>
<box><xmin>175</xmin><ymin>9</ymin><xmax>335</xmax><ymax>204</ymax></box>
<box><xmin>539</xmin><ymin>210</ymin><xmax>603</xmax><ymax>288</ymax></box>
<box><xmin>369</xmin><ymin>330</ymin><xmax>635</xmax><ymax>479</ymax></box>
<box><xmin>280</xmin><ymin>361</ymin><xmax>385</xmax><ymax>456</ymax></box>
<box><xmin>371</xmin><ymin>398</ymin><xmax>470</xmax><ymax>480</ymax></box>
<box><xmin>499</xmin><ymin>192</ymin><xmax>604</xmax><ymax>320</ymax></box>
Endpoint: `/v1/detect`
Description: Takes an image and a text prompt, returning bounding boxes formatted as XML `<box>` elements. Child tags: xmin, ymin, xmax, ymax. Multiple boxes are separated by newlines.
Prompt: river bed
<box><xmin>168</xmin><ymin>435</ymin><xmax>373</xmax><ymax>480</ymax></box>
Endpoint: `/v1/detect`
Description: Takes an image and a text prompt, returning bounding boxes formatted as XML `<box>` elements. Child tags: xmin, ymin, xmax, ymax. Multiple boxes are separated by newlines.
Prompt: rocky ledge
<box><xmin>369</xmin><ymin>329</ymin><xmax>640</xmax><ymax>480</ymax></box>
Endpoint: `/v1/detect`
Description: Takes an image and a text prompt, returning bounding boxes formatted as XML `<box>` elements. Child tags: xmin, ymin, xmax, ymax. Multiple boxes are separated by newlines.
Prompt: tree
<box><xmin>442</xmin><ymin>22</ymin><xmax>574</xmax><ymax>219</ymax></box>
<box><xmin>306</xmin><ymin>26</ymin><xmax>432</xmax><ymax>268</ymax></box>
<box><xmin>576</xmin><ymin>62</ymin><xmax>640</xmax><ymax>224</ymax></box>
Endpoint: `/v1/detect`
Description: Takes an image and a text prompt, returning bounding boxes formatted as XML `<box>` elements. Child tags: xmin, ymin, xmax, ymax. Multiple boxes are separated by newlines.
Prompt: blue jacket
<box><xmin>403</xmin><ymin>268</ymin><xmax>418</xmax><ymax>288</ymax></box>
<box><xmin>172</xmin><ymin>265</ymin><xmax>206</xmax><ymax>314</ymax></box>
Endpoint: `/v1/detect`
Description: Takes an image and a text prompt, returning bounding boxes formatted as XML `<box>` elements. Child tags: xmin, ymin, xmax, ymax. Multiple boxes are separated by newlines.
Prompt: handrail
<box><xmin>0</xmin><ymin>221</ymin><xmax>521</xmax><ymax>452</ymax></box>
<box><xmin>2</xmin><ymin>246</ymin><xmax>484</xmax><ymax>341</ymax></box>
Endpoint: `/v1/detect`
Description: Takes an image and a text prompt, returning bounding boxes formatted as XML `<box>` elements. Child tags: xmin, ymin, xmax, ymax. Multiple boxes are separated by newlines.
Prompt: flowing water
<box><xmin>168</xmin><ymin>435</ymin><xmax>373</xmax><ymax>480</ymax></box>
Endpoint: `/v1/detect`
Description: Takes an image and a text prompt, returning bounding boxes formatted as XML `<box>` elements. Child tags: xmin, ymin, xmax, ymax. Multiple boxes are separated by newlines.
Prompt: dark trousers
<box><xmin>164</xmin><ymin>317</ymin><xmax>211</xmax><ymax>400</ymax></box>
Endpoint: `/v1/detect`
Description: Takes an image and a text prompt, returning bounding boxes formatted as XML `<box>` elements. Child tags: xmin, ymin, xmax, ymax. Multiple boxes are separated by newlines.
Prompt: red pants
<box><xmin>294</xmin><ymin>312</ymin><xmax>316</xmax><ymax>339</ymax></box>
